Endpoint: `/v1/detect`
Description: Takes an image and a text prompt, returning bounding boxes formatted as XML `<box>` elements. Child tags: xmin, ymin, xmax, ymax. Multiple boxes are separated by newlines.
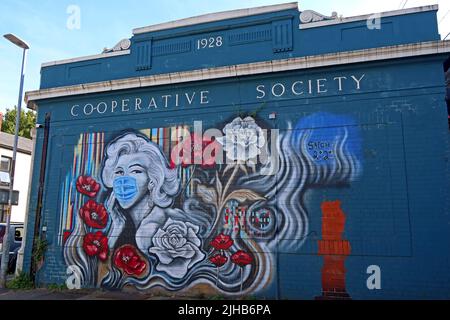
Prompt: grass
<box><xmin>47</xmin><ymin>283</ymin><xmax>67</xmax><ymax>291</ymax></box>
<box><xmin>6</xmin><ymin>272</ymin><xmax>34</xmax><ymax>290</ymax></box>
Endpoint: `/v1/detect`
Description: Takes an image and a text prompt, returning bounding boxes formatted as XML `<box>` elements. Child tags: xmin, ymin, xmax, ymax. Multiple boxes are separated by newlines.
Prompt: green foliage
<box><xmin>6</xmin><ymin>272</ymin><xmax>34</xmax><ymax>290</ymax></box>
<box><xmin>210</xmin><ymin>294</ymin><xmax>226</xmax><ymax>300</ymax></box>
<box><xmin>194</xmin><ymin>292</ymin><xmax>207</xmax><ymax>299</ymax></box>
<box><xmin>33</xmin><ymin>237</ymin><xmax>48</xmax><ymax>265</ymax></box>
<box><xmin>248</xmin><ymin>102</ymin><xmax>267</xmax><ymax>119</ymax></box>
<box><xmin>1</xmin><ymin>107</ymin><xmax>36</xmax><ymax>139</ymax></box>
<box><xmin>47</xmin><ymin>283</ymin><xmax>67</xmax><ymax>291</ymax></box>
<box><xmin>234</xmin><ymin>102</ymin><xmax>267</xmax><ymax>119</ymax></box>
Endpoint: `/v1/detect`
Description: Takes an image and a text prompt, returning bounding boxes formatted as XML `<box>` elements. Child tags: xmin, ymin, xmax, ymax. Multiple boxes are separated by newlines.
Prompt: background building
<box><xmin>0</xmin><ymin>130</ymin><xmax>33</xmax><ymax>223</ymax></box>
<box><xmin>23</xmin><ymin>2</ymin><xmax>450</xmax><ymax>299</ymax></box>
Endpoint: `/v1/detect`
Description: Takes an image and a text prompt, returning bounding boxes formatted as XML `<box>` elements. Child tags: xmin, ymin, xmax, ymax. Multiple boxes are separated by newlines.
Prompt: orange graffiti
<box><xmin>316</xmin><ymin>200</ymin><xmax>351</xmax><ymax>300</ymax></box>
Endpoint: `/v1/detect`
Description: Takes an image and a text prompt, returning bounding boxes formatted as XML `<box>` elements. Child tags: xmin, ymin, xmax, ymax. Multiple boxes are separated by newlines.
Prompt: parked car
<box><xmin>0</xmin><ymin>223</ymin><xmax>24</xmax><ymax>273</ymax></box>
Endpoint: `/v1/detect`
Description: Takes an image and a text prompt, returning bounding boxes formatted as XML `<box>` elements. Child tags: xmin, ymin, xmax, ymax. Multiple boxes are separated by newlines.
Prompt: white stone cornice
<box><xmin>132</xmin><ymin>2</ymin><xmax>299</xmax><ymax>35</ymax></box>
<box><xmin>26</xmin><ymin>40</ymin><xmax>450</xmax><ymax>109</ymax></box>
<box><xmin>41</xmin><ymin>50</ymin><xmax>131</xmax><ymax>68</ymax></box>
<box><xmin>299</xmin><ymin>5</ymin><xmax>438</xmax><ymax>29</ymax></box>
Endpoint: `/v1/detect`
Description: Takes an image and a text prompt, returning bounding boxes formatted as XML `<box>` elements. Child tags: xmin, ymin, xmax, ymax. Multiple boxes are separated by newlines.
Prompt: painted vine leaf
<box><xmin>224</xmin><ymin>189</ymin><xmax>265</xmax><ymax>204</ymax></box>
<box><xmin>248</xmin><ymin>162</ymin><xmax>256</xmax><ymax>173</ymax></box>
<box><xmin>215</xmin><ymin>171</ymin><xmax>223</xmax><ymax>204</ymax></box>
<box><xmin>239</xmin><ymin>164</ymin><xmax>248</xmax><ymax>176</ymax></box>
<box><xmin>197</xmin><ymin>184</ymin><xmax>218</xmax><ymax>206</ymax></box>
<box><xmin>223</xmin><ymin>163</ymin><xmax>237</xmax><ymax>177</ymax></box>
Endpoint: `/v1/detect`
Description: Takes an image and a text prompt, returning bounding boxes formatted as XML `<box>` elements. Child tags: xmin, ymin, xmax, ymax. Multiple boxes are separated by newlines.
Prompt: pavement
<box><xmin>0</xmin><ymin>288</ymin><xmax>195</xmax><ymax>300</ymax></box>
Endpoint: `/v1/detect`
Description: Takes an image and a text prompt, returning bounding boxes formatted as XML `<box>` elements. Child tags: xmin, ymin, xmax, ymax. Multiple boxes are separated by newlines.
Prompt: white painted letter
<box><xmin>122</xmin><ymin>99</ymin><xmax>130</xmax><ymax>112</ymax></box>
<box><xmin>271</xmin><ymin>83</ymin><xmax>285</xmax><ymax>97</ymax></box>
<box><xmin>351</xmin><ymin>74</ymin><xmax>365</xmax><ymax>90</ymax></box>
<box><xmin>148</xmin><ymin>97</ymin><xmax>158</xmax><ymax>109</ymax></box>
<box><xmin>161</xmin><ymin>95</ymin><xmax>171</xmax><ymax>108</ymax></box>
<box><xmin>366</xmin><ymin>265</ymin><xmax>381</xmax><ymax>290</ymax></box>
<box><xmin>185</xmin><ymin>92</ymin><xmax>196</xmax><ymax>105</ymax></box>
<box><xmin>317</xmin><ymin>79</ymin><xmax>328</xmax><ymax>94</ymax></box>
<box><xmin>71</xmin><ymin>105</ymin><xmax>79</xmax><ymax>117</ymax></box>
<box><xmin>200</xmin><ymin>91</ymin><xmax>209</xmax><ymax>104</ymax></box>
<box><xmin>256</xmin><ymin>85</ymin><xmax>266</xmax><ymax>99</ymax></box>
<box><xmin>334</xmin><ymin>76</ymin><xmax>347</xmax><ymax>91</ymax></box>
<box><xmin>83</xmin><ymin>104</ymin><xmax>94</xmax><ymax>116</ymax></box>
<box><xmin>135</xmin><ymin>98</ymin><xmax>142</xmax><ymax>110</ymax></box>
<box><xmin>97</xmin><ymin>102</ymin><xmax>107</xmax><ymax>114</ymax></box>
<box><xmin>111</xmin><ymin>100</ymin><xmax>118</xmax><ymax>113</ymax></box>
<box><xmin>291</xmin><ymin>81</ymin><xmax>304</xmax><ymax>95</ymax></box>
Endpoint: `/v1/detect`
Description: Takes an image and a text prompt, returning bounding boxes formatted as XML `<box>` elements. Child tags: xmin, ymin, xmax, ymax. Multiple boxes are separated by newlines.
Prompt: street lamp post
<box><xmin>0</xmin><ymin>34</ymin><xmax>29</xmax><ymax>288</ymax></box>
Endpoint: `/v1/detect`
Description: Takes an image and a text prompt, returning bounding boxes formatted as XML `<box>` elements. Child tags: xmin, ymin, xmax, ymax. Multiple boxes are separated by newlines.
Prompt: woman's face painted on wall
<box><xmin>113</xmin><ymin>153</ymin><xmax>151</xmax><ymax>209</ymax></box>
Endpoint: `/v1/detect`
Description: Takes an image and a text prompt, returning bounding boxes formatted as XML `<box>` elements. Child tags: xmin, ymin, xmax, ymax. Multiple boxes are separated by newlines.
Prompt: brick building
<box><xmin>0</xmin><ymin>130</ymin><xmax>33</xmax><ymax>223</ymax></box>
<box><xmin>22</xmin><ymin>3</ymin><xmax>450</xmax><ymax>299</ymax></box>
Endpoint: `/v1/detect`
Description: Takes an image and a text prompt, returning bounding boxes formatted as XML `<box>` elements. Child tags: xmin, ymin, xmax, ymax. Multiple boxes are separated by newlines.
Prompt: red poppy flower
<box><xmin>170</xmin><ymin>133</ymin><xmax>219</xmax><ymax>169</ymax></box>
<box><xmin>79</xmin><ymin>200</ymin><xmax>108</xmax><ymax>229</ymax></box>
<box><xmin>76</xmin><ymin>175</ymin><xmax>100</xmax><ymax>198</ymax></box>
<box><xmin>113</xmin><ymin>245</ymin><xmax>147</xmax><ymax>277</ymax></box>
<box><xmin>63</xmin><ymin>230</ymin><xmax>71</xmax><ymax>244</ymax></box>
<box><xmin>210</xmin><ymin>233</ymin><xmax>234</xmax><ymax>251</ymax></box>
<box><xmin>209</xmin><ymin>254</ymin><xmax>228</xmax><ymax>267</ymax></box>
<box><xmin>83</xmin><ymin>231</ymin><xmax>108</xmax><ymax>261</ymax></box>
<box><xmin>231</xmin><ymin>250</ymin><xmax>253</xmax><ymax>267</ymax></box>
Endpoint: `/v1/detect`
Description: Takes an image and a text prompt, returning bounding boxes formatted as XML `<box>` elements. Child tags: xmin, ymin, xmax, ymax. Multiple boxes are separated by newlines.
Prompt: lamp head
<box><xmin>3</xmin><ymin>34</ymin><xmax>29</xmax><ymax>50</ymax></box>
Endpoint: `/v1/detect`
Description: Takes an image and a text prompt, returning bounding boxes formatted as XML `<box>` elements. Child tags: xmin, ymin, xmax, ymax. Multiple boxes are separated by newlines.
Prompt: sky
<box><xmin>0</xmin><ymin>0</ymin><xmax>449</xmax><ymax>114</ymax></box>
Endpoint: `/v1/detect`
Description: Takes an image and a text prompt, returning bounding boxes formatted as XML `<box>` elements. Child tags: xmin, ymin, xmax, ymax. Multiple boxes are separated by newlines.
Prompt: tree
<box><xmin>1</xmin><ymin>107</ymin><xmax>36</xmax><ymax>139</ymax></box>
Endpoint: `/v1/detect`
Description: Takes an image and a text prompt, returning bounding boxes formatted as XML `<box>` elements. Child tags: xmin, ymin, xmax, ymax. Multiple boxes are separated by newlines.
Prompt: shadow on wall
<box><xmin>443</xmin><ymin>56</ymin><xmax>450</xmax><ymax>129</ymax></box>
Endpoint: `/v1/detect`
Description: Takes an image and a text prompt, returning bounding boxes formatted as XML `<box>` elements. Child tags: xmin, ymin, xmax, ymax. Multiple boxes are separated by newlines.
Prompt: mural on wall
<box><xmin>61</xmin><ymin>113</ymin><xmax>362</xmax><ymax>295</ymax></box>
<box><xmin>316</xmin><ymin>200</ymin><xmax>351</xmax><ymax>300</ymax></box>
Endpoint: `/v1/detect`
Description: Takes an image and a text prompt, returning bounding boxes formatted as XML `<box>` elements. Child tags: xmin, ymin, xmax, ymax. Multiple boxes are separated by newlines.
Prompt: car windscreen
<box><xmin>0</xmin><ymin>225</ymin><xmax>5</xmax><ymax>244</ymax></box>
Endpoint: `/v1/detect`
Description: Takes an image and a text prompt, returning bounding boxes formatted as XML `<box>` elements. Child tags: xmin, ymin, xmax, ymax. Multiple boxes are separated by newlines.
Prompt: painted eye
<box><xmin>115</xmin><ymin>169</ymin><xmax>124</xmax><ymax>175</ymax></box>
<box><xmin>131</xmin><ymin>169</ymin><xmax>143</xmax><ymax>174</ymax></box>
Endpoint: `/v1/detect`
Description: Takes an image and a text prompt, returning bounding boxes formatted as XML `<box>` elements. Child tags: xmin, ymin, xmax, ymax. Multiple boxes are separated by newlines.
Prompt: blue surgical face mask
<box><xmin>113</xmin><ymin>176</ymin><xmax>138</xmax><ymax>203</ymax></box>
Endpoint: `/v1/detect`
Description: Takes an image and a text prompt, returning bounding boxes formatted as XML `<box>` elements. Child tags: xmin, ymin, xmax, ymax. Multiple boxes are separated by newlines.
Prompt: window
<box><xmin>0</xmin><ymin>156</ymin><xmax>12</xmax><ymax>172</ymax></box>
<box><xmin>0</xmin><ymin>225</ymin><xmax>5</xmax><ymax>251</ymax></box>
<box><xmin>0</xmin><ymin>156</ymin><xmax>11</xmax><ymax>186</ymax></box>
<box><xmin>14</xmin><ymin>227</ymin><xmax>23</xmax><ymax>242</ymax></box>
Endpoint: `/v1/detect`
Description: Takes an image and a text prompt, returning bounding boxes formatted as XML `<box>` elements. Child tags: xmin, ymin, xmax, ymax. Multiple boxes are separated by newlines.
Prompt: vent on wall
<box><xmin>135</xmin><ymin>39</ymin><xmax>152</xmax><ymax>71</ymax></box>
<box><xmin>272</xmin><ymin>18</ymin><xmax>293</xmax><ymax>53</ymax></box>
<box><xmin>229</xmin><ymin>29</ymin><xmax>272</xmax><ymax>46</ymax></box>
<box><xmin>153</xmin><ymin>41</ymin><xmax>191</xmax><ymax>56</ymax></box>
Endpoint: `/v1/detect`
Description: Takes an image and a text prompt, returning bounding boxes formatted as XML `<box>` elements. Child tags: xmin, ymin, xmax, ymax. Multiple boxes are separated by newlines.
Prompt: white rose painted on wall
<box><xmin>149</xmin><ymin>218</ymin><xmax>205</xmax><ymax>278</ymax></box>
<box><xmin>217</xmin><ymin>116</ymin><xmax>266</xmax><ymax>163</ymax></box>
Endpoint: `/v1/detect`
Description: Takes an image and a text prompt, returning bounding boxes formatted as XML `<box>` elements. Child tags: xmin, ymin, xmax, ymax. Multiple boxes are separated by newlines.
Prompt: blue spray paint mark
<box><xmin>292</xmin><ymin>112</ymin><xmax>362</xmax><ymax>165</ymax></box>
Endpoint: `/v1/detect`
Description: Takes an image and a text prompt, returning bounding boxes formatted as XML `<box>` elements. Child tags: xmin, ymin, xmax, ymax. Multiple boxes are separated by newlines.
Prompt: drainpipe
<box><xmin>30</xmin><ymin>113</ymin><xmax>50</xmax><ymax>283</ymax></box>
